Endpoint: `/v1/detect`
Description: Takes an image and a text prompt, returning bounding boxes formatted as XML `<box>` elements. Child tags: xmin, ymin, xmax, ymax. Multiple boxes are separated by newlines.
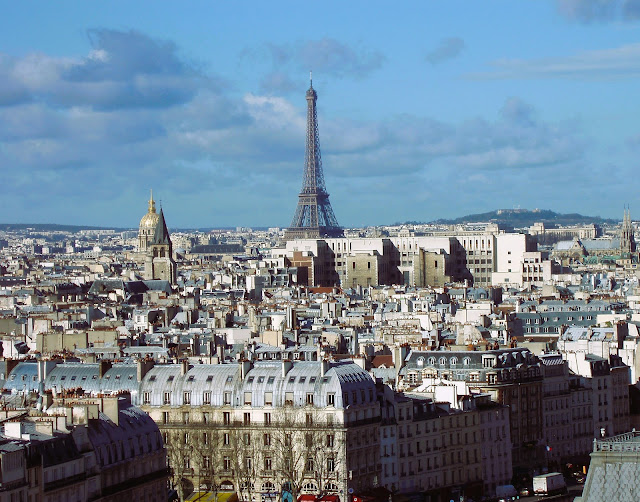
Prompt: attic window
<box><xmin>50</xmin><ymin>376</ymin><xmax>56</xmax><ymax>382</ymax></box>
<box><xmin>115</xmin><ymin>375</ymin><xmax>121</xmax><ymax>380</ymax></box>
<box><xmin>61</xmin><ymin>376</ymin><xmax>67</xmax><ymax>381</ymax></box>
<box><xmin>289</xmin><ymin>377</ymin><xmax>296</xmax><ymax>383</ymax></box>
<box><xmin>226</xmin><ymin>375</ymin><xmax>233</xmax><ymax>383</ymax></box>
<box><xmin>71</xmin><ymin>376</ymin><xmax>77</xmax><ymax>381</ymax></box>
<box><xmin>149</xmin><ymin>376</ymin><xmax>156</xmax><ymax>382</ymax></box>
<box><xmin>128</xmin><ymin>375</ymin><xmax>133</xmax><ymax>380</ymax></box>
<box><xmin>206</xmin><ymin>375</ymin><xmax>213</xmax><ymax>382</ymax></box>
<box><xmin>322</xmin><ymin>377</ymin><xmax>330</xmax><ymax>383</ymax></box>
<box><xmin>258</xmin><ymin>376</ymin><xmax>264</xmax><ymax>383</ymax></box>
<box><xmin>187</xmin><ymin>375</ymin><xmax>195</xmax><ymax>382</ymax></box>
<box><xmin>247</xmin><ymin>377</ymin><xmax>254</xmax><ymax>383</ymax></box>
<box><xmin>309</xmin><ymin>377</ymin><xmax>316</xmax><ymax>384</ymax></box>
<box><xmin>267</xmin><ymin>376</ymin><xmax>275</xmax><ymax>384</ymax></box>
<box><xmin>92</xmin><ymin>375</ymin><xmax>97</xmax><ymax>380</ymax></box>
<box><xmin>299</xmin><ymin>377</ymin><xmax>306</xmax><ymax>384</ymax></box>
<box><xmin>167</xmin><ymin>376</ymin><xmax>174</xmax><ymax>382</ymax></box>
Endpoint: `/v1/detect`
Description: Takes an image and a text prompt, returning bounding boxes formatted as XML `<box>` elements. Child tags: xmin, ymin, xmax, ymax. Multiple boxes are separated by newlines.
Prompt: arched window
<box><xmin>417</xmin><ymin>357</ymin><xmax>424</xmax><ymax>367</ymax></box>
<box><xmin>463</xmin><ymin>357</ymin><xmax>471</xmax><ymax>366</ymax></box>
<box><xmin>450</xmin><ymin>357</ymin><xmax>458</xmax><ymax>366</ymax></box>
<box><xmin>325</xmin><ymin>483</ymin><xmax>339</xmax><ymax>492</ymax></box>
<box><xmin>428</xmin><ymin>357</ymin><xmax>436</xmax><ymax>365</ymax></box>
<box><xmin>439</xmin><ymin>357</ymin><xmax>447</xmax><ymax>366</ymax></box>
<box><xmin>302</xmin><ymin>482</ymin><xmax>317</xmax><ymax>493</ymax></box>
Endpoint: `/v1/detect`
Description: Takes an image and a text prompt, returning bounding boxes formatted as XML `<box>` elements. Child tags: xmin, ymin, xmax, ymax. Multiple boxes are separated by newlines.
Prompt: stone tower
<box><xmin>138</xmin><ymin>191</ymin><xmax>176</xmax><ymax>283</ymax></box>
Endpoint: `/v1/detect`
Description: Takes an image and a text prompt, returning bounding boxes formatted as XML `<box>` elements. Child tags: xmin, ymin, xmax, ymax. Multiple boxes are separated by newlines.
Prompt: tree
<box><xmin>165</xmin><ymin>429</ymin><xmax>195</xmax><ymax>501</ymax></box>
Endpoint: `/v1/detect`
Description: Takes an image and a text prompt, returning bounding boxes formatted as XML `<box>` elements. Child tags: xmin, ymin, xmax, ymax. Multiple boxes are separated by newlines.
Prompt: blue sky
<box><xmin>2</xmin><ymin>0</ymin><xmax>640</xmax><ymax>228</ymax></box>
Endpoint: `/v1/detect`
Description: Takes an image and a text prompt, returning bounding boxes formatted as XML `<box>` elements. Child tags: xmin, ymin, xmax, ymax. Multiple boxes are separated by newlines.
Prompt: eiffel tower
<box><xmin>284</xmin><ymin>75</ymin><xmax>343</xmax><ymax>240</ymax></box>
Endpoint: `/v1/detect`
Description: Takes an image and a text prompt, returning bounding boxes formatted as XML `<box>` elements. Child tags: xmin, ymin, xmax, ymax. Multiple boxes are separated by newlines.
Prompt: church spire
<box><xmin>148</xmin><ymin>189</ymin><xmax>156</xmax><ymax>214</ymax></box>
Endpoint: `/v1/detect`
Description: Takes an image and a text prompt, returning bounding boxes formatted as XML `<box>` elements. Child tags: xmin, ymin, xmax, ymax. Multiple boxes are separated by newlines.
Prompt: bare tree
<box><xmin>165</xmin><ymin>429</ymin><xmax>195</xmax><ymax>501</ymax></box>
<box><xmin>230</xmin><ymin>428</ymin><xmax>259</xmax><ymax>502</ymax></box>
<box><xmin>306</xmin><ymin>425</ymin><xmax>344</xmax><ymax>496</ymax></box>
<box><xmin>269</xmin><ymin>409</ymin><xmax>314</xmax><ymax>500</ymax></box>
<box><xmin>192</xmin><ymin>428</ymin><xmax>223</xmax><ymax>498</ymax></box>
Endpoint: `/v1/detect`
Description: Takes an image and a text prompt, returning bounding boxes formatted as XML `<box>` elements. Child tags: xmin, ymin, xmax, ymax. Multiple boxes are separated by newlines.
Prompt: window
<box><xmin>203</xmin><ymin>456</ymin><xmax>210</xmax><ymax>469</ymax></box>
<box><xmin>223</xmin><ymin>456</ymin><xmax>231</xmax><ymax>470</ymax></box>
<box><xmin>265</xmin><ymin>457</ymin><xmax>273</xmax><ymax>471</ymax></box>
<box><xmin>299</xmin><ymin>377</ymin><xmax>306</xmax><ymax>384</ymax></box>
<box><xmin>326</xmin><ymin>434</ymin><xmax>335</xmax><ymax>447</ymax></box>
<box><xmin>203</xmin><ymin>391</ymin><xmax>211</xmax><ymax>404</ymax></box>
<box><xmin>327</xmin><ymin>393</ymin><xmax>335</xmax><ymax>406</ymax></box>
<box><xmin>162</xmin><ymin>412</ymin><xmax>169</xmax><ymax>424</ymax></box>
<box><xmin>285</xmin><ymin>392</ymin><xmax>294</xmax><ymax>405</ymax></box>
<box><xmin>203</xmin><ymin>412</ymin><xmax>210</xmax><ymax>423</ymax></box>
<box><xmin>203</xmin><ymin>432</ymin><xmax>209</xmax><ymax>445</ymax></box>
<box><xmin>223</xmin><ymin>412</ymin><xmax>230</xmax><ymax>425</ymax></box>
<box><xmin>243</xmin><ymin>433</ymin><xmax>251</xmax><ymax>446</ymax></box>
<box><xmin>143</xmin><ymin>392</ymin><xmax>151</xmax><ymax>404</ymax></box>
<box><xmin>163</xmin><ymin>392</ymin><xmax>171</xmax><ymax>405</ymax></box>
<box><xmin>244</xmin><ymin>412</ymin><xmax>251</xmax><ymax>425</ymax></box>
<box><xmin>183</xmin><ymin>392</ymin><xmax>191</xmax><ymax>404</ymax></box>
<box><xmin>264</xmin><ymin>392</ymin><xmax>273</xmax><ymax>406</ymax></box>
<box><xmin>306</xmin><ymin>457</ymin><xmax>314</xmax><ymax>472</ymax></box>
<box><xmin>244</xmin><ymin>392</ymin><xmax>252</xmax><ymax>405</ymax></box>
<box><xmin>306</xmin><ymin>393</ymin><xmax>314</xmax><ymax>405</ymax></box>
<box><xmin>226</xmin><ymin>375</ymin><xmax>233</xmax><ymax>383</ymax></box>
<box><xmin>223</xmin><ymin>433</ymin><xmax>230</xmax><ymax>446</ymax></box>
<box><xmin>327</xmin><ymin>458</ymin><xmax>335</xmax><ymax>472</ymax></box>
<box><xmin>264</xmin><ymin>412</ymin><xmax>271</xmax><ymax>425</ymax></box>
<box><xmin>306</xmin><ymin>413</ymin><xmax>313</xmax><ymax>426</ymax></box>
<box><xmin>264</xmin><ymin>433</ymin><xmax>271</xmax><ymax>446</ymax></box>
<box><xmin>182</xmin><ymin>412</ymin><xmax>190</xmax><ymax>424</ymax></box>
<box><xmin>223</xmin><ymin>391</ymin><xmax>231</xmax><ymax>405</ymax></box>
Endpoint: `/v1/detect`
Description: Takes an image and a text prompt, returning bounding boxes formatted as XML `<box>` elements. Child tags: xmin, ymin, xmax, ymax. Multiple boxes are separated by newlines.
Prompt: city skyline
<box><xmin>2</xmin><ymin>1</ymin><xmax>640</xmax><ymax>228</ymax></box>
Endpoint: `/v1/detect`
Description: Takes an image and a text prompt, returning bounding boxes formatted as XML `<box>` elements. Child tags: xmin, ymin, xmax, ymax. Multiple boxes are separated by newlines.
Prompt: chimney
<box><xmin>137</xmin><ymin>359</ymin><xmax>154</xmax><ymax>381</ymax></box>
<box><xmin>38</xmin><ymin>360</ymin><xmax>58</xmax><ymax>382</ymax></box>
<box><xmin>181</xmin><ymin>359</ymin><xmax>190</xmax><ymax>376</ymax></box>
<box><xmin>240</xmin><ymin>360</ymin><xmax>253</xmax><ymax>380</ymax></box>
<box><xmin>321</xmin><ymin>359</ymin><xmax>329</xmax><ymax>377</ymax></box>
<box><xmin>282</xmin><ymin>359</ymin><xmax>293</xmax><ymax>377</ymax></box>
<box><xmin>34</xmin><ymin>420</ymin><xmax>54</xmax><ymax>436</ymax></box>
<box><xmin>99</xmin><ymin>360</ymin><xmax>112</xmax><ymax>378</ymax></box>
<box><xmin>100</xmin><ymin>395</ymin><xmax>130</xmax><ymax>426</ymax></box>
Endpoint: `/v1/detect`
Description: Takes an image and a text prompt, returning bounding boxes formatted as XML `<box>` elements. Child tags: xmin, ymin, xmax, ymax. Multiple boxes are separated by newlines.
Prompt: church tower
<box><xmin>620</xmin><ymin>206</ymin><xmax>636</xmax><ymax>256</ymax></box>
<box><xmin>138</xmin><ymin>191</ymin><xmax>177</xmax><ymax>283</ymax></box>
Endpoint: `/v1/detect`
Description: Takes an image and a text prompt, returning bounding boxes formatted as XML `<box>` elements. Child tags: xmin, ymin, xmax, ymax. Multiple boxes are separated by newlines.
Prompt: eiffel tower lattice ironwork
<box><xmin>285</xmin><ymin>75</ymin><xmax>343</xmax><ymax>240</ymax></box>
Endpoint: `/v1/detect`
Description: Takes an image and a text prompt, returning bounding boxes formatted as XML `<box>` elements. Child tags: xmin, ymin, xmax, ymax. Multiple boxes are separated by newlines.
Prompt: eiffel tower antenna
<box><xmin>284</xmin><ymin>76</ymin><xmax>343</xmax><ymax>240</ymax></box>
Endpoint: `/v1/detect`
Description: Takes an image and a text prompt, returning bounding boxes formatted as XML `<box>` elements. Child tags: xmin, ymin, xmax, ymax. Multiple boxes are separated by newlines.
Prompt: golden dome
<box><xmin>139</xmin><ymin>190</ymin><xmax>160</xmax><ymax>230</ymax></box>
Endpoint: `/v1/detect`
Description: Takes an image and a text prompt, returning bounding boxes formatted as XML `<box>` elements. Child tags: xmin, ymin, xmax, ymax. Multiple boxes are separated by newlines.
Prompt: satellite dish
<box><xmin>348</xmin><ymin>489</ymin><xmax>354</xmax><ymax>494</ymax></box>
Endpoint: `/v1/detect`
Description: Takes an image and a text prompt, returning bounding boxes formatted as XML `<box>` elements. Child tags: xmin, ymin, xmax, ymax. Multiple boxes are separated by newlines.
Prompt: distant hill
<box><xmin>431</xmin><ymin>209</ymin><xmax>618</xmax><ymax>228</ymax></box>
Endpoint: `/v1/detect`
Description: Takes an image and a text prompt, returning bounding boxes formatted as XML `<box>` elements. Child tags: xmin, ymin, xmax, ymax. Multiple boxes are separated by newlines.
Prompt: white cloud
<box><xmin>470</xmin><ymin>43</ymin><xmax>640</xmax><ymax>80</ymax></box>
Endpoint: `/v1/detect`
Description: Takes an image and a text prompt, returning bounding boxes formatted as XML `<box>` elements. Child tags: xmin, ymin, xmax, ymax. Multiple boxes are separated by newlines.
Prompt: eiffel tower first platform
<box><xmin>284</xmin><ymin>75</ymin><xmax>343</xmax><ymax>240</ymax></box>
